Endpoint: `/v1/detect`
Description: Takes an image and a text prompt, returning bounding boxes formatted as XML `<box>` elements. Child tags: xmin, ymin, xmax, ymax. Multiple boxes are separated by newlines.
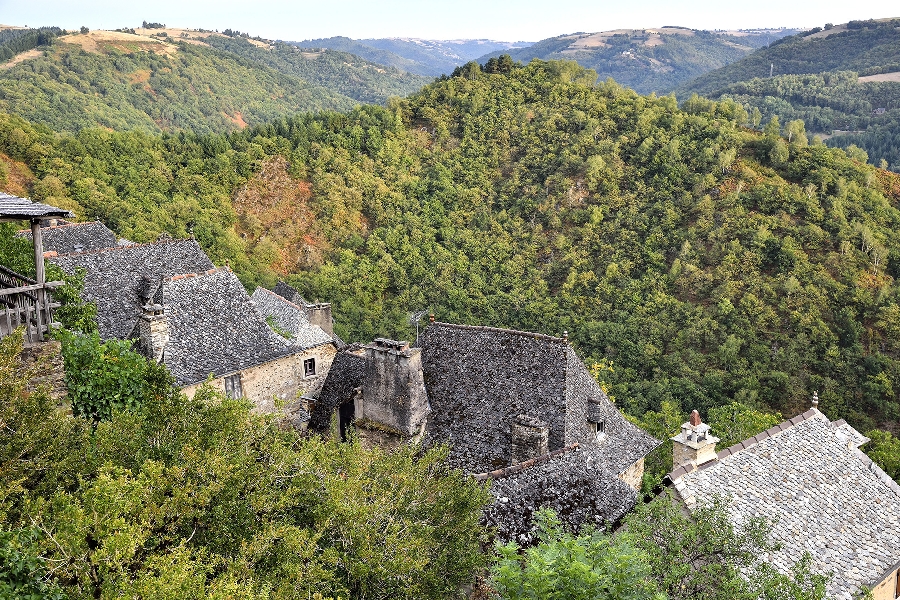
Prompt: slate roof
<box><xmin>49</xmin><ymin>239</ymin><xmax>214</xmax><ymax>339</ymax></box>
<box><xmin>16</xmin><ymin>221</ymin><xmax>117</xmax><ymax>254</ymax></box>
<box><xmin>272</xmin><ymin>281</ymin><xmax>309</xmax><ymax>306</ymax></box>
<box><xmin>417</xmin><ymin>322</ymin><xmax>660</xmax><ymax>474</ymax></box>
<box><xmin>310</xmin><ymin>345</ymin><xmax>366</xmax><ymax>430</ymax></box>
<box><xmin>669</xmin><ymin>409</ymin><xmax>900</xmax><ymax>600</ymax></box>
<box><xmin>146</xmin><ymin>268</ymin><xmax>292</xmax><ymax>386</ymax></box>
<box><xmin>0</xmin><ymin>193</ymin><xmax>72</xmax><ymax>220</ymax></box>
<box><xmin>250</xmin><ymin>287</ymin><xmax>334</xmax><ymax>349</ymax></box>
<box><xmin>482</xmin><ymin>443</ymin><xmax>639</xmax><ymax>544</ymax></box>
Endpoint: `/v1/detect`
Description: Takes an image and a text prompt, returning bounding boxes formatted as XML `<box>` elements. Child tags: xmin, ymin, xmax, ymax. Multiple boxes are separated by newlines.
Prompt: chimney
<box><xmin>359</xmin><ymin>338</ymin><xmax>430</xmax><ymax>436</ymax></box>
<box><xmin>511</xmin><ymin>414</ymin><xmax>549</xmax><ymax>464</ymax></box>
<box><xmin>305</xmin><ymin>302</ymin><xmax>333</xmax><ymax>335</ymax></box>
<box><xmin>137</xmin><ymin>304</ymin><xmax>169</xmax><ymax>363</ymax></box>
<box><xmin>811</xmin><ymin>391</ymin><xmax>819</xmax><ymax>410</ymax></box>
<box><xmin>671</xmin><ymin>410</ymin><xmax>719</xmax><ymax>471</ymax></box>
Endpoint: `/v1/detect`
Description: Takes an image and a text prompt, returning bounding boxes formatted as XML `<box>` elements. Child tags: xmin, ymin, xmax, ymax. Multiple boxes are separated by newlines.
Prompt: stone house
<box><xmin>48</xmin><ymin>232</ymin><xmax>338</xmax><ymax>419</ymax></box>
<box><xmin>667</xmin><ymin>405</ymin><xmax>900</xmax><ymax>600</ymax></box>
<box><xmin>313</xmin><ymin>320</ymin><xmax>660</xmax><ymax>541</ymax></box>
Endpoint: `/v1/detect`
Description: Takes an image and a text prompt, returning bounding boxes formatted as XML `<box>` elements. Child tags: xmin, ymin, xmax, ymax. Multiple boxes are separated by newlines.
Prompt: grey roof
<box><xmin>310</xmin><ymin>345</ymin><xmax>366</xmax><ymax>430</ymax></box>
<box><xmin>16</xmin><ymin>221</ymin><xmax>117</xmax><ymax>254</ymax></box>
<box><xmin>0</xmin><ymin>193</ymin><xmax>72</xmax><ymax>220</ymax></box>
<box><xmin>669</xmin><ymin>410</ymin><xmax>900</xmax><ymax>600</ymax></box>
<box><xmin>49</xmin><ymin>239</ymin><xmax>214</xmax><ymax>339</ymax></box>
<box><xmin>272</xmin><ymin>281</ymin><xmax>309</xmax><ymax>305</ymax></box>
<box><xmin>150</xmin><ymin>268</ymin><xmax>292</xmax><ymax>386</ymax></box>
<box><xmin>417</xmin><ymin>322</ymin><xmax>660</xmax><ymax>474</ymax></box>
<box><xmin>250</xmin><ymin>287</ymin><xmax>334</xmax><ymax>349</ymax></box>
<box><xmin>482</xmin><ymin>444</ymin><xmax>638</xmax><ymax>544</ymax></box>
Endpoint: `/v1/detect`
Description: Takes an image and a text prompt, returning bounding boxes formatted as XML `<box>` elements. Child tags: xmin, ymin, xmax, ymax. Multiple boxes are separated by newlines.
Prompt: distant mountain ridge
<box><xmin>289</xmin><ymin>36</ymin><xmax>530</xmax><ymax>76</ymax></box>
<box><xmin>473</xmin><ymin>27</ymin><xmax>799</xmax><ymax>94</ymax></box>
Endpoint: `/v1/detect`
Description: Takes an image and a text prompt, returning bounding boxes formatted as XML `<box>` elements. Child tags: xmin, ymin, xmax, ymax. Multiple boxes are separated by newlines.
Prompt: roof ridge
<box><xmin>51</xmin><ymin>237</ymin><xmax>199</xmax><ymax>258</ymax></box>
<box><xmin>667</xmin><ymin>408</ymin><xmax>822</xmax><ymax>482</ymax></box>
<box><xmin>256</xmin><ymin>286</ymin><xmax>309</xmax><ymax>313</ymax></box>
<box><xmin>164</xmin><ymin>266</ymin><xmax>231</xmax><ymax>282</ymax></box>
<box><xmin>473</xmin><ymin>443</ymin><xmax>580</xmax><ymax>481</ymax></box>
<box><xmin>430</xmin><ymin>321</ymin><xmax>567</xmax><ymax>344</ymax></box>
<box><xmin>16</xmin><ymin>220</ymin><xmax>101</xmax><ymax>234</ymax></box>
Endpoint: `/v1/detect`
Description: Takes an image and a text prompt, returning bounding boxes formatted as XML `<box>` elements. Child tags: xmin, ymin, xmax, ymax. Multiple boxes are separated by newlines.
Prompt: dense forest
<box><xmin>0</xmin><ymin>30</ymin><xmax>427</xmax><ymax>134</ymax></box>
<box><xmin>698</xmin><ymin>71</ymin><xmax>900</xmax><ymax>170</ymax></box>
<box><xmin>2</xmin><ymin>57</ymin><xmax>899</xmax><ymax>449</ymax></box>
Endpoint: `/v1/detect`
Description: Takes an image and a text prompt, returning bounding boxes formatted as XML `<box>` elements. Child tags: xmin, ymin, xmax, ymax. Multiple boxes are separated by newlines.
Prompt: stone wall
<box><xmin>360</xmin><ymin>339</ymin><xmax>429</xmax><ymax>436</ymax></box>
<box><xmin>870</xmin><ymin>566</ymin><xmax>899</xmax><ymax>600</ymax></box>
<box><xmin>510</xmin><ymin>414</ymin><xmax>549</xmax><ymax>464</ymax></box>
<box><xmin>19</xmin><ymin>340</ymin><xmax>68</xmax><ymax>402</ymax></box>
<box><xmin>182</xmin><ymin>344</ymin><xmax>336</xmax><ymax>416</ymax></box>
<box><xmin>618</xmin><ymin>457</ymin><xmax>645</xmax><ymax>490</ymax></box>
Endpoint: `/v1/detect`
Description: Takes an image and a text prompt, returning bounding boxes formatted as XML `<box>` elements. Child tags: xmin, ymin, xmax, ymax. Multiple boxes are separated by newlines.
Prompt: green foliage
<box><xmin>0</xmin><ymin>527</ymin><xmax>68</xmax><ymax>600</ymax></box>
<box><xmin>707</xmin><ymin>402</ymin><xmax>783</xmax><ymax>449</ymax></box>
<box><xmin>863</xmin><ymin>428</ymin><xmax>900</xmax><ymax>481</ymax></box>
<box><xmin>0</xmin><ymin>27</ymin><xmax>64</xmax><ymax>62</ymax></box>
<box><xmin>491</xmin><ymin>508</ymin><xmax>663</xmax><ymax>600</ymax></box>
<box><xmin>56</xmin><ymin>330</ymin><xmax>173</xmax><ymax>421</ymax></box>
<box><xmin>1</xmin><ymin>334</ymin><xmax>490</xmax><ymax>598</ymax></box>
<box><xmin>623</xmin><ymin>492</ymin><xmax>828</xmax><ymax>600</ymax></box>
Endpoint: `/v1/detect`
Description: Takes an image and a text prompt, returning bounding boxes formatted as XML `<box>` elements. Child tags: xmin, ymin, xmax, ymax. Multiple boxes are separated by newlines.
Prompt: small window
<box><xmin>224</xmin><ymin>373</ymin><xmax>243</xmax><ymax>399</ymax></box>
<box><xmin>303</xmin><ymin>358</ymin><xmax>316</xmax><ymax>377</ymax></box>
<box><xmin>590</xmin><ymin>420</ymin><xmax>606</xmax><ymax>441</ymax></box>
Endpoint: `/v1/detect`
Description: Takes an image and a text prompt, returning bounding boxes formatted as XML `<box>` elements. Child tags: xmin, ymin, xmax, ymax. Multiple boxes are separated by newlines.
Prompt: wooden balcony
<box><xmin>0</xmin><ymin>192</ymin><xmax>73</xmax><ymax>344</ymax></box>
<box><xmin>0</xmin><ymin>265</ymin><xmax>63</xmax><ymax>343</ymax></box>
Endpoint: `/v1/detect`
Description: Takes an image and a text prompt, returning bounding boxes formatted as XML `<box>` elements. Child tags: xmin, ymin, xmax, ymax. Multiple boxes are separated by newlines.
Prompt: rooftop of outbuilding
<box><xmin>669</xmin><ymin>410</ymin><xmax>900</xmax><ymax>600</ymax></box>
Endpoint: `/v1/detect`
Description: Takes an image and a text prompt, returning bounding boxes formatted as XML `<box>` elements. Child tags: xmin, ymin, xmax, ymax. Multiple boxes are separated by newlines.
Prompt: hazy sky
<box><xmin>1</xmin><ymin>0</ymin><xmax>897</xmax><ymax>41</ymax></box>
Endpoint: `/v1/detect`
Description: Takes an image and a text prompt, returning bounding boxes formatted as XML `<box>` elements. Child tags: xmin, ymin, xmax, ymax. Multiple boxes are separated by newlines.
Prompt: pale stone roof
<box><xmin>250</xmin><ymin>286</ymin><xmax>333</xmax><ymax>350</ymax></box>
<box><xmin>669</xmin><ymin>410</ymin><xmax>900</xmax><ymax>600</ymax></box>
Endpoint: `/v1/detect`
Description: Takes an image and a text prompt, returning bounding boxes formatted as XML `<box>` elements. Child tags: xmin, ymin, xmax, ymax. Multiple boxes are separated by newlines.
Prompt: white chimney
<box><xmin>671</xmin><ymin>410</ymin><xmax>719</xmax><ymax>471</ymax></box>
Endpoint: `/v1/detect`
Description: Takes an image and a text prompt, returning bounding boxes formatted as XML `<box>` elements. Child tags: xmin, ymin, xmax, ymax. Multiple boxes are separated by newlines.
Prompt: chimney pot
<box><xmin>689</xmin><ymin>410</ymin><xmax>701</xmax><ymax>426</ymax></box>
<box><xmin>811</xmin><ymin>391</ymin><xmax>819</xmax><ymax>409</ymax></box>
<box><xmin>429</xmin><ymin>313</ymin><xmax>435</xmax><ymax>323</ymax></box>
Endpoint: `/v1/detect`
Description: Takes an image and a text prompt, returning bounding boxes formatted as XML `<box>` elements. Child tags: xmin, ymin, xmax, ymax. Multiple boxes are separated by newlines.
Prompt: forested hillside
<box><xmin>475</xmin><ymin>27</ymin><xmax>798</xmax><ymax>94</ymax></box>
<box><xmin>0</xmin><ymin>28</ymin><xmax>427</xmax><ymax>134</ymax></box>
<box><xmin>291</xmin><ymin>36</ymin><xmax>526</xmax><ymax>76</ymax></box>
<box><xmin>2</xmin><ymin>58</ymin><xmax>899</xmax><ymax>439</ymax></box>
<box><xmin>682</xmin><ymin>18</ymin><xmax>900</xmax><ymax>95</ymax></box>
<box><xmin>701</xmin><ymin>71</ymin><xmax>900</xmax><ymax>171</ymax></box>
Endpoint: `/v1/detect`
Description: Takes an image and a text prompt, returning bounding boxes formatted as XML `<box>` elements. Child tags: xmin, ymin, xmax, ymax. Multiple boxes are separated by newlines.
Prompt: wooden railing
<box><xmin>0</xmin><ymin>264</ymin><xmax>63</xmax><ymax>344</ymax></box>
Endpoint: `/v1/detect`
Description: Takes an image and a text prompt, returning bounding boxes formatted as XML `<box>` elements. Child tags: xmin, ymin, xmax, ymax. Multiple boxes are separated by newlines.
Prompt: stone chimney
<box><xmin>358</xmin><ymin>338</ymin><xmax>430</xmax><ymax>436</ymax></box>
<box><xmin>305</xmin><ymin>301</ymin><xmax>333</xmax><ymax>335</ymax></box>
<box><xmin>671</xmin><ymin>410</ymin><xmax>719</xmax><ymax>471</ymax></box>
<box><xmin>136</xmin><ymin>304</ymin><xmax>169</xmax><ymax>363</ymax></box>
<box><xmin>511</xmin><ymin>414</ymin><xmax>549</xmax><ymax>464</ymax></box>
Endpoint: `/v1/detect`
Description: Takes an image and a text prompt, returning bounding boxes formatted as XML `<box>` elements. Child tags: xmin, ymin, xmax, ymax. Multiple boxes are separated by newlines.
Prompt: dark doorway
<box><xmin>338</xmin><ymin>400</ymin><xmax>355</xmax><ymax>441</ymax></box>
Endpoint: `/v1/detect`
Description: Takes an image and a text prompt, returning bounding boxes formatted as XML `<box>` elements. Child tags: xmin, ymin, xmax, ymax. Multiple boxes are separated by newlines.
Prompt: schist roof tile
<box><xmin>49</xmin><ymin>238</ymin><xmax>214</xmax><ymax>340</ymax></box>
<box><xmin>151</xmin><ymin>268</ymin><xmax>293</xmax><ymax>386</ymax></box>
<box><xmin>417</xmin><ymin>321</ymin><xmax>660</xmax><ymax>475</ymax></box>
<box><xmin>16</xmin><ymin>221</ymin><xmax>117</xmax><ymax>254</ymax></box>
<box><xmin>0</xmin><ymin>193</ymin><xmax>72</xmax><ymax>220</ymax></box>
<box><xmin>250</xmin><ymin>287</ymin><xmax>334</xmax><ymax>350</ymax></box>
<box><xmin>670</xmin><ymin>411</ymin><xmax>900</xmax><ymax>600</ymax></box>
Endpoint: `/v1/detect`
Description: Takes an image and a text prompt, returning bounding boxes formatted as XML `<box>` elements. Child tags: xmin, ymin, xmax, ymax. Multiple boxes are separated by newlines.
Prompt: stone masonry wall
<box><xmin>19</xmin><ymin>340</ymin><xmax>68</xmax><ymax>402</ymax></box>
<box><xmin>182</xmin><ymin>344</ymin><xmax>336</xmax><ymax>414</ymax></box>
<box><xmin>361</xmin><ymin>341</ymin><xmax>429</xmax><ymax>436</ymax></box>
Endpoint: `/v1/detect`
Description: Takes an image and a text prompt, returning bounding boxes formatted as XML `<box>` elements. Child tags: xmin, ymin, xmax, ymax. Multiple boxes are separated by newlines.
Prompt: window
<box><xmin>303</xmin><ymin>357</ymin><xmax>316</xmax><ymax>377</ymax></box>
<box><xmin>224</xmin><ymin>373</ymin><xmax>243</xmax><ymax>399</ymax></box>
<box><xmin>590</xmin><ymin>420</ymin><xmax>606</xmax><ymax>441</ymax></box>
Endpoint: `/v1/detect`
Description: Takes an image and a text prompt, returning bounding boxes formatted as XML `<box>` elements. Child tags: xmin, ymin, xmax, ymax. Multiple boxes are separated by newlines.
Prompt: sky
<box><xmin>1</xmin><ymin>0</ymin><xmax>897</xmax><ymax>42</ymax></box>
